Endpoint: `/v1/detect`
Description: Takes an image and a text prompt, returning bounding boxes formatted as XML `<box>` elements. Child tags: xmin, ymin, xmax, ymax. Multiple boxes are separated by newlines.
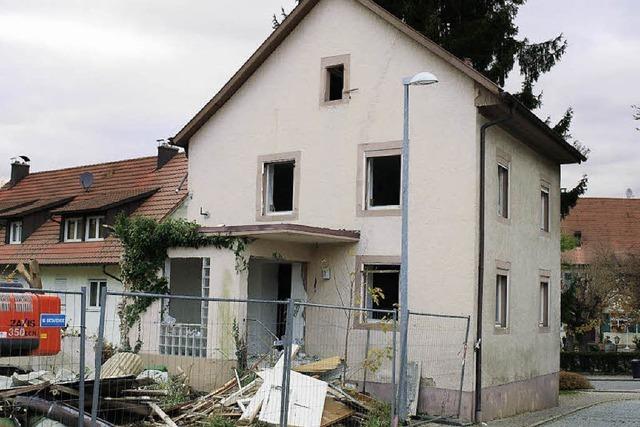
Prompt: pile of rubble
<box><xmin>0</xmin><ymin>347</ymin><xmax>387</xmax><ymax>426</ymax></box>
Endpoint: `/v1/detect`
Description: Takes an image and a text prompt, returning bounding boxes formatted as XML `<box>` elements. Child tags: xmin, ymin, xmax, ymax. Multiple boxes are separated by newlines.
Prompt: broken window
<box><xmin>8</xmin><ymin>221</ymin><xmax>22</xmax><ymax>244</ymax></box>
<box><xmin>540</xmin><ymin>186</ymin><xmax>550</xmax><ymax>232</ymax></box>
<box><xmin>539</xmin><ymin>281</ymin><xmax>549</xmax><ymax>327</ymax></box>
<box><xmin>89</xmin><ymin>280</ymin><xmax>107</xmax><ymax>308</ymax></box>
<box><xmin>363</xmin><ymin>264</ymin><xmax>399</xmax><ymax>320</ymax></box>
<box><xmin>64</xmin><ymin>218</ymin><xmax>82</xmax><ymax>242</ymax></box>
<box><xmin>497</xmin><ymin>163</ymin><xmax>509</xmax><ymax>218</ymax></box>
<box><xmin>574</xmin><ymin>231</ymin><xmax>582</xmax><ymax>247</ymax></box>
<box><xmin>495</xmin><ymin>273</ymin><xmax>508</xmax><ymax>328</ymax></box>
<box><xmin>367</xmin><ymin>155</ymin><xmax>401</xmax><ymax>208</ymax></box>
<box><xmin>265</xmin><ymin>161</ymin><xmax>295</xmax><ymax>214</ymax></box>
<box><xmin>85</xmin><ymin>216</ymin><xmax>105</xmax><ymax>241</ymax></box>
<box><xmin>326</xmin><ymin>64</ymin><xmax>345</xmax><ymax>101</ymax></box>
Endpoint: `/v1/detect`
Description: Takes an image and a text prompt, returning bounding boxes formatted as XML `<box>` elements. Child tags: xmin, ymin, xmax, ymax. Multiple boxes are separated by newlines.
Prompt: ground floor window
<box><xmin>539</xmin><ymin>281</ymin><xmax>549</xmax><ymax>327</ymax></box>
<box><xmin>495</xmin><ymin>273</ymin><xmax>508</xmax><ymax>328</ymax></box>
<box><xmin>89</xmin><ymin>280</ymin><xmax>107</xmax><ymax>308</ymax></box>
<box><xmin>363</xmin><ymin>263</ymin><xmax>399</xmax><ymax>320</ymax></box>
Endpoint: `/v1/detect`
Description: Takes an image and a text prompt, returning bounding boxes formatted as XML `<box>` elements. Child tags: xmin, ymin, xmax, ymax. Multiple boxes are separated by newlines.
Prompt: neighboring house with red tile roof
<box><xmin>561</xmin><ymin>198</ymin><xmax>640</xmax><ymax>266</ymax></box>
<box><xmin>0</xmin><ymin>145</ymin><xmax>188</xmax><ymax>338</ymax></box>
<box><xmin>561</xmin><ymin>197</ymin><xmax>640</xmax><ymax>344</ymax></box>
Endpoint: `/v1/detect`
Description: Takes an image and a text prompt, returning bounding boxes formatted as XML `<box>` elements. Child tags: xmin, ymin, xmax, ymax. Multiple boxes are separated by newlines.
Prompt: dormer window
<box><xmin>64</xmin><ymin>218</ymin><xmax>82</xmax><ymax>242</ymax></box>
<box><xmin>85</xmin><ymin>216</ymin><xmax>105</xmax><ymax>241</ymax></box>
<box><xmin>8</xmin><ymin>221</ymin><xmax>22</xmax><ymax>244</ymax></box>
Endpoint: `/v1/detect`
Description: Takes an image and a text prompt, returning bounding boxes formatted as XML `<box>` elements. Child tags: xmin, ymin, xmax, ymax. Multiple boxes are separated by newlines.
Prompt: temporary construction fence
<box><xmin>0</xmin><ymin>285</ymin><xmax>471</xmax><ymax>426</ymax></box>
<box><xmin>0</xmin><ymin>286</ymin><xmax>88</xmax><ymax>427</ymax></box>
<box><xmin>405</xmin><ymin>311</ymin><xmax>471</xmax><ymax>419</ymax></box>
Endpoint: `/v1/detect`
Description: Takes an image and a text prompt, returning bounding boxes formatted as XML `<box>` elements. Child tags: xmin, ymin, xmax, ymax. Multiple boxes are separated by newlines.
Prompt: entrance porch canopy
<box><xmin>199</xmin><ymin>223</ymin><xmax>360</xmax><ymax>244</ymax></box>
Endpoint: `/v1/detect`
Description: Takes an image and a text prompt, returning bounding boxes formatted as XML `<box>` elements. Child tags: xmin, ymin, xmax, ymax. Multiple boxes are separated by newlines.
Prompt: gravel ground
<box><xmin>546</xmin><ymin>399</ymin><xmax>640</xmax><ymax>426</ymax></box>
<box><xmin>589</xmin><ymin>378</ymin><xmax>640</xmax><ymax>392</ymax></box>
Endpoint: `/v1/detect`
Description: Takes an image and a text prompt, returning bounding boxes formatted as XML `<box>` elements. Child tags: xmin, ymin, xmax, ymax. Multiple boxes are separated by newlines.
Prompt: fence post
<box><xmin>279</xmin><ymin>298</ymin><xmax>295</xmax><ymax>427</ymax></box>
<box><xmin>91</xmin><ymin>289</ymin><xmax>109</xmax><ymax>425</ymax></box>
<box><xmin>391</xmin><ymin>309</ymin><xmax>398</xmax><ymax>421</ymax></box>
<box><xmin>78</xmin><ymin>286</ymin><xmax>87</xmax><ymax>427</ymax></box>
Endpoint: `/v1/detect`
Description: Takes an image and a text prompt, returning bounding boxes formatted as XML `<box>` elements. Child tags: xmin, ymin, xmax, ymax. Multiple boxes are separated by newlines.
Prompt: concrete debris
<box><xmin>136</xmin><ymin>369</ymin><xmax>169</xmax><ymax>384</ymax></box>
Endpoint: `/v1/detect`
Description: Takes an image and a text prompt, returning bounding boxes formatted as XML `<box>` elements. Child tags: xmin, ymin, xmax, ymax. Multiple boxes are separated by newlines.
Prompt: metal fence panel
<box><xmin>0</xmin><ymin>286</ymin><xmax>87</xmax><ymax>427</ymax></box>
<box><xmin>405</xmin><ymin>311</ymin><xmax>471</xmax><ymax>420</ymax></box>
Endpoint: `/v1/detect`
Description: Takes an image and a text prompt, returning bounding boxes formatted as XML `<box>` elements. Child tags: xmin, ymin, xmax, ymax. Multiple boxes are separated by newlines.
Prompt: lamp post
<box><xmin>398</xmin><ymin>72</ymin><xmax>438</xmax><ymax>421</ymax></box>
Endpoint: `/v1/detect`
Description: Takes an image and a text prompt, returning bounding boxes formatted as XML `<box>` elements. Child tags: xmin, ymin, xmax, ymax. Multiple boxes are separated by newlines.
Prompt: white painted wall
<box><xmin>481</xmin><ymin>124</ymin><xmax>561</xmax><ymax>387</ymax></box>
<box><xmin>40</xmin><ymin>265</ymin><xmax>123</xmax><ymax>344</ymax></box>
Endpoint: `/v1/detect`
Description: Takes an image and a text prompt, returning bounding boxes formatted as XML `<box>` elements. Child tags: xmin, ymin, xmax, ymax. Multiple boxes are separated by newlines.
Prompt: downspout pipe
<box><xmin>475</xmin><ymin>112</ymin><xmax>512</xmax><ymax>423</ymax></box>
<box><xmin>102</xmin><ymin>264</ymin><xmax>123</xmax><ymax>283</ymax></box>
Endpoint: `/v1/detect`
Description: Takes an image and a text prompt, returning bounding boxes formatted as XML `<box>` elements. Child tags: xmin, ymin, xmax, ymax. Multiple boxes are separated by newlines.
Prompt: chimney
<box><xmin>157</xmin><ymin>142</ymin><xmax>179</xmax><ymax>169</ymax></box>
<box><xmin>10</xmin><ymin>156</ymin><xmax>30</xmax><ymax>185</ymax></box>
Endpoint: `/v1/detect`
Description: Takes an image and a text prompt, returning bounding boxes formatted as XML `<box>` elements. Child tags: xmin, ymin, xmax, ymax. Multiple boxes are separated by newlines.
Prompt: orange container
<box><xmin>0</xmin><ymin>293</ymin><xmax>62</xmax><ymax>357</ymax></box>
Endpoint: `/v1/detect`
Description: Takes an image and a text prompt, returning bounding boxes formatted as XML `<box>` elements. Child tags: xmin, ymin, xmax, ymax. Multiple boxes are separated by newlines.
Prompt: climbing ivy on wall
<box><xmin>113</xmin><ymin>214</ymin><xmax>247</xmax><ymax>351</ymax></box>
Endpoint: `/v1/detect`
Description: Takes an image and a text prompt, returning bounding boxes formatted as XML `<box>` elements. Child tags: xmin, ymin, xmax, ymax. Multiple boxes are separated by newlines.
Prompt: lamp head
<box><xmin>403</xmin><ymin>71</ymin><xmax>439</xmax><ymax>86</ymax></box>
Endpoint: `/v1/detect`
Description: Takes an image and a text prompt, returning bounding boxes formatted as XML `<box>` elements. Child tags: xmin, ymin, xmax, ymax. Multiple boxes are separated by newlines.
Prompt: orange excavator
<box><xmin>0</xmin><ymin>283</ymin><xmax>62</xmax><ymax>357</ymax></box>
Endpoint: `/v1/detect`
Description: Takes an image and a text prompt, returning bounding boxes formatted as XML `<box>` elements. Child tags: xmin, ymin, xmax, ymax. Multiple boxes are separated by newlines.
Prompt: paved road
<box><xmin>589</xmin><ymin>378</ymin><xmax>640</xmax><ymax>392</ymax></box>
<box><xmin>547</xmin><ymin>400</ymin><xmax>640</xmax><ymax>426</ymax></box>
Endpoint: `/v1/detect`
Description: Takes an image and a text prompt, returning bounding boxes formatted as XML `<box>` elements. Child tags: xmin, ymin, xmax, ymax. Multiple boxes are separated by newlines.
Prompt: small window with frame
<box><xmin>64</xmin><ymin>218</ymin><xmax>83</xmax><ymax>242</ymax></box>
<box><xmin>539</xmin><ymin>280</ymin><xmax>550</xmax><ymax>328</ymax></box>
<box><xmin>540</xmin><ymin>186</ymin><xmax>550</xmax><ymax>232</ymax></box>
<box><xmin>85</xmin><ymin>215</ymin><xmax>105</xmax><ymax>241</ymax></box>
<box><xmin>497</xmin><ymin>163</ymin><xmax>509</xmax><ymax>219</ymax></box>
<box><xmin>320</xmin><ymin>54</ymin><xmax>350</xmax><ymax>105</ymax></box>
<box><xmin>257</xmin><ymin>152</ymin><xmax>300</xmax><ymax>221</ymax></box>
<box><xmin>495</xmin><ymin>273</ymin><xmax>509</xmax><ymax>328</ymax></box>
<box><xmin>366</xmin><ymin>155</ymin><xmax>401</xmax><ymax>209</ymax></box>
<box><xmin>8</xmin><ymin>221</ymin><xmax>22</xmax><ymax>244</ymax></box>
<box><xmin>89</xmin><ymin>280</ymin><xmax>107</xmax><ymax>308</ymax></box>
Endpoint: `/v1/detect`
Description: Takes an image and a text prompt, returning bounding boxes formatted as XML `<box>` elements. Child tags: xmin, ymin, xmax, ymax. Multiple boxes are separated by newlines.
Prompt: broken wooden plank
<box><xmin>148</xmin><ymin>402</ymin><xmax>178</xmax><ymax>427</ymax></box>
<box><xmin>0</xmin><ymin>382</ymin><xmax>50</xmax><ymax>398</ymax></box>
<box><xmin>238</xmin><ymin>380</ymin><xmax>270</xmax><ymax>424</ymax></box>
<box><xmin>294</xmin><ymin>356</ymin><xmax>343</xmax><ymax>374</ymax></box>
<box><xmin>221</xmin><ymin>378</ymin><xmax>259</xmax><ymax>407</ymax></box>
<box><xmin>320</xmin><ymin>398</ymin><xmax>355</xmax><ymax>427</ymax></box>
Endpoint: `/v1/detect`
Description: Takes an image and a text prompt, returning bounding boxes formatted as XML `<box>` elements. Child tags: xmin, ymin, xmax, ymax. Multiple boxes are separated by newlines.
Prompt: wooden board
<box><xmin>294</xmin><ymin>356</ymin><xmax>342</xmax><ymax>374</ymax></box>
<box><xmin>320</xmin><ymin>397</ymin><xmax>355</xmax><ymax>426</ymax></box>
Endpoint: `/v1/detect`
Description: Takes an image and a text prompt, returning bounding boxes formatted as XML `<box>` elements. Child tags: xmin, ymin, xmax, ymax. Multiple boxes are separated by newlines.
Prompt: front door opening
<box><xmin>247</xmin><ymin>259</ymin><xmax>306</xmax><ymax>356</ymax></box>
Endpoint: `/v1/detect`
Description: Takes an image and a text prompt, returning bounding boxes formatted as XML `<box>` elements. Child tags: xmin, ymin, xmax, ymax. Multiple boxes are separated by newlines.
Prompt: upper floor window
<box><xmin>320</xmin><ymin>54</ymin><xmax>350</xmax><ymax>105</ymax></box>
<box><xmin>257</xmin><ymin>152</ymin><xmax>300</xmax><ymax>221</ymax></box>
<box><xmin>8</xmin><ymin>221</ymin><xmax>22</xmax><ymax>244</ymax></box>
<box><xmin>497</xmin><ymin>163</ymin><xmax>509</xmax><ymax>218</ymax></box>
<box><xmin>540</xmin><ymin>186</ymin><xmax>550</xmax><ymax>232</ymax></box>
<box><xmin>367</xmin><ymin>155</ymin><xmax>401</xmax><ymax>209</ymax></box>
<box><xmin>64</xmin><ymin>218</ymin><xmax>82</xmax><ymax>242</ymax></box>
<box><xmin>85</xmin><ymin>216</ymin><xmax>105</xmax><ymax>241</ymax></box>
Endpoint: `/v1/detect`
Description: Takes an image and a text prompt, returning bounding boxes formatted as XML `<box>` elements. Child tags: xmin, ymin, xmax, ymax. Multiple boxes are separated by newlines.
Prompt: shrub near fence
<box><xmin>561</xmin><ymin>352</ymin><xmax>640</xmax><ymax>374</ymax></box>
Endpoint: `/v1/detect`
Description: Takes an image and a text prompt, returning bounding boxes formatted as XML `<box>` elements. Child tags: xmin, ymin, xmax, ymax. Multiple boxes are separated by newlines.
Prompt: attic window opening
<box><xmin>367</xmin><ymin>155</ymin><xmax>401</xmax><ymax>208</ymax></box>
<box><xmin>326</xmin><ymin>64</ymin><xmax>345</xmax><ymax>101</ymax></box>
<box><xmin>574</xmin><ymin>231</ymin><xmax>582</xmax><ymax>247</ymax></box>
<box><xmin>9</xmin><ymin>221</ymin><xmax>22</xmax><ymax>244</ymax></box>
<box><xmin>265</xmin><ymin>161</ymin><xmax>295</xmax><ymax>214</ymax></box>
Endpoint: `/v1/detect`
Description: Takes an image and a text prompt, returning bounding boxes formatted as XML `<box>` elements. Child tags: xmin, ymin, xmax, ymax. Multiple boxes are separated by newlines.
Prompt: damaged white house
<box><xmin>132</xmin><ymin>0</ymin><xmax>585</xmax><ymax>422</ymax></box>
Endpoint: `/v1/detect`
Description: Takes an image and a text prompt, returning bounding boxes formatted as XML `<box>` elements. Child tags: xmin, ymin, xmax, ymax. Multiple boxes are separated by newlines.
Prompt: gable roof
<box><xmin>0</xmin><ymin>154</ymin><xmax>188</xmax><ymax>265</ymax></box>
<box><xmin>561</xmin><ymin>198</ymin><xmax>640</xmax><ymax>265</ymax></box>
<box><xmin>171</xmin><ymin>0</ymin><xmax>585</xmax><ymax>164</ymax></box>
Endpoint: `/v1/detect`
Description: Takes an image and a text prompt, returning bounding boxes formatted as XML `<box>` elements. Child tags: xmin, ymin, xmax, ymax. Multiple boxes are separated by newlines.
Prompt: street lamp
<box><xmin>398</xmin><ymin>71</ymin><xmax>438</xmax><ymax>421</ymax></box>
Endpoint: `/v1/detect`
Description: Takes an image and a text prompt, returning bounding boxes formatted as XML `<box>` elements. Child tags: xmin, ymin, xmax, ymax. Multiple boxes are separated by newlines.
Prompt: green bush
<box><xmin>204</xmin><ymin>416</ymin><xmax>235</xmax><ymax>427</ymax></box>
<box><xmin>560</xmin><ymin>352</ymin><xmax>640</xmax><ymax>374</ymax></box>
<box><xmin>559</xmin><ymin>371</ymin><xmax>592</xmax><ymax>390</ymax></box>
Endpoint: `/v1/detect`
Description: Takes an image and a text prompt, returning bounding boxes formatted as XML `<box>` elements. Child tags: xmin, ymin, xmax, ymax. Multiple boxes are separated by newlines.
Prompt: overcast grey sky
<box><xmin>1</xmin><ymin>0</ymin><xmax>638</xmax><ymax>196</ymax></box>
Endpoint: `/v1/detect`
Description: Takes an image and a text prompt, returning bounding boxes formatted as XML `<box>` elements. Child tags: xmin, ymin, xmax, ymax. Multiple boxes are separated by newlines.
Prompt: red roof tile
<box><xmin>0</xmin><ymin>154</ymin><xmax>187</xmax><ymax>265</ymax></box>
<box><xmin>53</xmin><ymin>187</ymin><xmax>159</xmax><ymax>214</ymax></box>
<box><xmin>561</xmin><ymin>198</ymin><xmax>640</xmax><ymax>265</ymax></box>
